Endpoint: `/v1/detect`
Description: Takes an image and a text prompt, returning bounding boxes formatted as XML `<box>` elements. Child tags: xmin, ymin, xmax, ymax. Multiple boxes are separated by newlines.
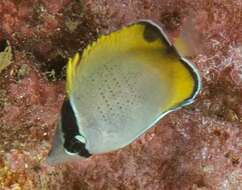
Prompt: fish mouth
<box><xmin>45</xmin><ymin>124</ymin><xmax>81</xmax><ymax>165</ymax></box>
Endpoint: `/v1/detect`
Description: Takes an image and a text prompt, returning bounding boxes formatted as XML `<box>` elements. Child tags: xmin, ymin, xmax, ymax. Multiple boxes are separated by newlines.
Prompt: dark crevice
<box><xmin>39</xmin><ymin>55</ymin><xmax>68</xmax><ymax>81</ymax></box>
<box><xmin>0</xmin><ymin>40</ymin><xmax>7</xmax><ymax>52</ymax></box>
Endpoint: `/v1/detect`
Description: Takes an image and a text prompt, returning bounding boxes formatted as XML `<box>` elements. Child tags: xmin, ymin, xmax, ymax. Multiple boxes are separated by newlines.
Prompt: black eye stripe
<box><xmin>61</xmin><ymin>99</ymin><xmax>80</xmax><ymax>140</ymax></box>
<box><xmin>61</xmin><ymin>99</ymin><xmax>91</xmax><ymax>157</ymax></box>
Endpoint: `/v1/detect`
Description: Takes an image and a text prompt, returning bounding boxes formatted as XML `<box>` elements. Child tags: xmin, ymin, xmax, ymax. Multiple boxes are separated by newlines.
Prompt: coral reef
<box><xmin>0</xmin><ymin>0</ymin><xmax>241</xmax><ymax>189</ymax></box>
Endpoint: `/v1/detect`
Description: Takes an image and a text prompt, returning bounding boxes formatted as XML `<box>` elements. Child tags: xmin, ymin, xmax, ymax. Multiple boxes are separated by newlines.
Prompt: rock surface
<box><xmin>0</xmin><ymin>0</ymin><xmax>242</xmax><ymax>189</ymax></box>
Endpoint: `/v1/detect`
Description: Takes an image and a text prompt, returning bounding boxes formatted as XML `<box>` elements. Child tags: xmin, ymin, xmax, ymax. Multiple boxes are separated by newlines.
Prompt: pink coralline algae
<box><xmin>0</xmin><ymin>0</ymin><xmax>242</xmax><ymax>189</ymax></box>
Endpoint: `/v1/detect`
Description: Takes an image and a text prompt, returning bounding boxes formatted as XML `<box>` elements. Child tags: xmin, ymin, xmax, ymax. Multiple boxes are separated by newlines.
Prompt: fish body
<box><xmin>46</xmin><ymin>20</ymin><xmax>201</xmax><ymax>164</ymax></box>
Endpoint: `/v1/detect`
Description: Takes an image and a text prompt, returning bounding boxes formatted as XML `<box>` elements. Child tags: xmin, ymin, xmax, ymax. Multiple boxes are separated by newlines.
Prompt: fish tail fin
<box><xmin>174</xmin><ymin>36</ymin><xmax>190</xmax><ymax>57</ymax></box>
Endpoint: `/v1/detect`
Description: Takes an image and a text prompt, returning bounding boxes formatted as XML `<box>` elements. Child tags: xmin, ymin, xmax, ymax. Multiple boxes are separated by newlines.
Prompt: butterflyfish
<box><xmin>46</xmin><ymin>20</ymin><xmax>201</xmax><ymax>164</ymax></box>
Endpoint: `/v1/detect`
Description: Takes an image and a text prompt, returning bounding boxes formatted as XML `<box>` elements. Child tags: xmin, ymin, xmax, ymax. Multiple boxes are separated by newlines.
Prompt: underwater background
<box><xmin>0</xmin><ymin>0</ymin><xmax>242</xmax><ymax>189</ymax></box>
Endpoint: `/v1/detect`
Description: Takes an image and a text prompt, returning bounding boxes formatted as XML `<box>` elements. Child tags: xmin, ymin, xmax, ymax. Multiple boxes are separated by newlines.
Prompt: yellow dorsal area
<box><xmin>66</xmin><ymin>53</ymin><xmax>80</xmax><ymax>94</ymax></box>
<box><xmin>66</xmin><ymin>21</ymin><xmax>198</xmax><ymax>113</ymax></box>
<box><xmin>80</xmin><ymin>24</ymin><xmax>165</xmax><ymax>67</ymax></box>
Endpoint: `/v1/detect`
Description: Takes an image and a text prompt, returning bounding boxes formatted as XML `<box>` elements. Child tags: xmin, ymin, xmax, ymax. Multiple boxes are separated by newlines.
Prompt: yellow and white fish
<box><xmin>46</xmin><ymin>20</ymin><xmax>201</xmax><ymax>164</ymax></box>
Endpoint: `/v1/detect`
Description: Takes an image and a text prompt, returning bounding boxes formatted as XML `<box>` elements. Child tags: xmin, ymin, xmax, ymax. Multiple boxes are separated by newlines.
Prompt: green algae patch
<box><xmin>17</xmin><ymin>64</ymin><xmax>30</xmax><ymax>80</ymax></box>
<box><xmin>65</xmin><ymin>19</ymin><xmax>79</xmax><ymax>33</ymax></box>
<box><xmin>0</xmin><ymin>42</ymin><xmax>13</xmax><ymax>74</ymax></box>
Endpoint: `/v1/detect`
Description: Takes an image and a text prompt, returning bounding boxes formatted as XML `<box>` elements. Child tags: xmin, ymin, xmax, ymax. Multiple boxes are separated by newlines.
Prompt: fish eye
<box><xmin>64</xmin><ymin>135</ymin><xmax>91</xmax><ymax>157</ymax></box>
<box><xmin>65</xmin><ymin>137</ymin><xmax>84</xmax><ymax>154</ymax></box>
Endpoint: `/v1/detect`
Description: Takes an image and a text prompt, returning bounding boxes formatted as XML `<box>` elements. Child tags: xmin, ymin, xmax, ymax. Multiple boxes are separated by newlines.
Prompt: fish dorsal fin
<box><xmin>66</xmin><ymin>53</ymin><xmax>81</xmax><ymax>94</ymax></box>
<box><xmin>65</xmin><ymin>20</ymin><xmax>201</xmax><ymax>154</ymax></box>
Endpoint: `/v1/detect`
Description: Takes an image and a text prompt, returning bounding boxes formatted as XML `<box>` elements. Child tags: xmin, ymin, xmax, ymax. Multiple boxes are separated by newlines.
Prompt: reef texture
<box><xmin>0</xmin><ymin>0</ymin><xmax>242</xmax><ymax>189</ymax></box>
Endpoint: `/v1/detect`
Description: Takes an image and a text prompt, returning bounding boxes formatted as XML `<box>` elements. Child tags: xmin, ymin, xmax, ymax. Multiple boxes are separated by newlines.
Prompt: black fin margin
<box><xmin>142</xmin><ymin>22</ymin><xmax>163</xmax><ymax>42</ymax></box>
<box><xmin>140</xmin><ymin>21</ymin><xmax>171</xmax><ymax>46</ymax></box>
<box><xmin>61</xmin><ymin>99</ymin><xmax>92</xmax><ymax>157</ymax></box>
<box><xmin>139</xmin><ymin>21</ymin><xmax>180</xmax><ymax>57</ymax></box>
